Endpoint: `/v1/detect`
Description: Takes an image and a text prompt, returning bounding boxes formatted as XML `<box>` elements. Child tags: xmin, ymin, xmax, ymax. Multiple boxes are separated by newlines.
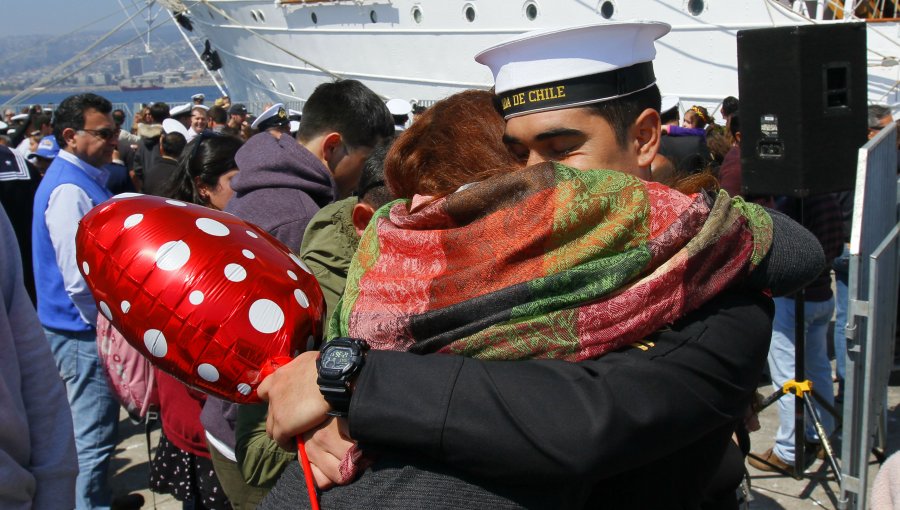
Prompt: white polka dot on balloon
<box><xmin>82</xmin><ymin>261</ymin><xmax>90</xmax><ymax>275</ymax></box>
<box><xmin>287</xmin><ymin>270</ymin><xmax>297</xmax><ymax>281</ymax></box>
<box><xmin>242</xmin><ymin>249</ymin><xmax>255</xmax><ymax>259</ymax></box>
<box><xmin>246</xmin><ymin>230</ymin><xmax>259</xmax><ymax>239</ymax></box>
<box><xmin>121</xmin><ymin>301</ymin><xmax>131</xmax><ymax>313</ymax></box>
<box><xmin>124</xmin><ymin>214</ymin><xmax>143</xmax><ymax>228</ymax></box>
<box><xmin>166</xmin><ymin>199</ymin><xmax>187</xmax><ymax>207</ymax></box>
<box><xmin>224</xmin><ymin>263</ymin><xmax>247</xmax><ymax>282</ymax></box>
<box><xmin>189</xmin><ymin>291</ymin><xmax>204</xmax><ymax>305</ymax></box>
<box><xmin>196</xmin><ymin>218</ymin><xmax>230</xmax><ymax>237</ymax></box>
<box><xmin>248</xmin><ymin>299</ymin><xmax>285</xmax><ymax>334</ymax></box>
<box><xmin>198</xmin><ymin>364</ymin><xmax>220</xmax><ymax>382</ymax></box>
<box><xmin>237</xmin><ymin>383</ymin><xmax>252</xmax><ymax>396</ymax></box>
<box><xmin>114</xmin><ymin>192</ymin><xmax>142</xmax><ymax>199</ymax></box>
<box><xmin>99</xmin><ymin>301</ymin><xmax>112</xmax><ymax>320</ymax></box>
<box><xmin>144</xmin><ymin>329</ymin><xmax>168</xmax><ymax>357</ymax></box>
<box><xmin>294</xmin><ymin>289</ymin><xmax>309</xmax><ymax>308</ymax></box>
<box><xmin>156</xmin><ymin>241</ymin><xmax>191</xmax><ymax>271</ymax></box>
<box><xmin>290</xmin><ymin>254</ymin><xmax>312</xmax><ymax>274</ymax></box>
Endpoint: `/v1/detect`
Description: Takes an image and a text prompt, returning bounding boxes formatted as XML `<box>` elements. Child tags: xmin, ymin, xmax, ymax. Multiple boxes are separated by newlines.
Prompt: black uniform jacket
<box><xmin>263</xmin><ymin>289</ymin><xmax>773</xmax><ymax>509</ymax></box>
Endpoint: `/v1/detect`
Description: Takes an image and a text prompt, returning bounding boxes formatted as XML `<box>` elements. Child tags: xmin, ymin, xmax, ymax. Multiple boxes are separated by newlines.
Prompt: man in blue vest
<box><xmin>31</xmin><ymin>93</ymin><xmax>119</xmax><ymax>510</ymax></box>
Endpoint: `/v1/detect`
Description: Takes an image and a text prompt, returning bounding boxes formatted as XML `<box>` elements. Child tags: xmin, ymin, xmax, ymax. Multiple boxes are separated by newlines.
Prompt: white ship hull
<box><xmin>166</xmin><ymin>0</ymin><xmax>900</xmax><ymax>112</ymax></box>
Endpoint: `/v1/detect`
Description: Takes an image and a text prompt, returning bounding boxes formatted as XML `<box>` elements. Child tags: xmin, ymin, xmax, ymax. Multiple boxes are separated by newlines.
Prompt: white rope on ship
<box><xmin>182</xmin><ymin>0</ymin><xmax>345</xmax><ymax>82</ymax></box>
<box><xmin>2</xmin><ymin>3</ymin><xmax>153</xmax><ymax>108</ymax></box>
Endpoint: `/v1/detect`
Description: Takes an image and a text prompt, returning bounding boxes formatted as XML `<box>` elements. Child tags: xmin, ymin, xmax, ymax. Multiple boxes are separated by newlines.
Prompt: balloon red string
<box><xmin>260</xmin><ymin>357</ymin><xmax>320</xmax><ymax>510</ymax></box>
<box><xmin>296</xmin><ymin>436</ymin><xmax>320</xmax><ymax>510</ymax></box>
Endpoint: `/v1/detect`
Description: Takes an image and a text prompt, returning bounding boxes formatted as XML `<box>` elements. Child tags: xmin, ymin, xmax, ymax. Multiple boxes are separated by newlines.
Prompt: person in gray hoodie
<box><xmin>0</xmin><ymin>205</ymin><xmax>77</xmax><ymax>510</ymax></box>
<box><xmin>201</xmin><ymin>79</ymin><xmax>393</xmax><ymax>508</ymax></box>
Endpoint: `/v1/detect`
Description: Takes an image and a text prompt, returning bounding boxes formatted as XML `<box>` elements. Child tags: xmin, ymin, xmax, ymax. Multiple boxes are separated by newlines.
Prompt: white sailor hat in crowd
<box><xmin>162</xmin><ymin>118</ymin><xmax>189</xmax><ymax>137</ymax></box>
<box><xmin>192</xmin><ymin>104</ymin><xmax>210</xmax><ymax>112</ymax></box>
<box><xmin>10</xmin><ymin>113</ymin><xmax>28</xmax><ymax>122</ymax></box>
<box><xmin>475</xmin><ymin>21</ymin><xmax>671</xmax><ymax>119</ymax></box>
<box><xmin>660</xmin><ymin>95</ymin><xmax>680</xmax><ymax>115</ymax></box>
<box><xmin>251</xmin><ymin>103</ymin><xmax>289</xmax><ymax>131</ymax></box>
<box><xmin>170</xmin><ymin>103</ymin><xmax>192</xmax><ymax>118</ymax></box>
<box><xmin>0</xmin><ymin>121</ymin><xmax>6</xmax><ymax>131</ymax></box>
<box><xmin>192</xmin><ymin>93</ymin><xmax>205</xmax><ymax>101</ymax></box>
<box><xmin>386</xmin><ymin>98</ymin><xmax>412</xmax><ymax>117</ymax></box>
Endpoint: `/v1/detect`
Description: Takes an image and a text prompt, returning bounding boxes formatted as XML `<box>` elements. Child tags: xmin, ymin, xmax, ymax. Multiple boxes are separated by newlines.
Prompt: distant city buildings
<box><xmin>119</xmin><ymin>57</ymin><xmax>144</xmax><ymax>79</ymax></box>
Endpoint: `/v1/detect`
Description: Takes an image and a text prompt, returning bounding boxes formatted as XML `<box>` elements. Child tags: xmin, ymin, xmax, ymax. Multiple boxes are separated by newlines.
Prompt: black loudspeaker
<box><xmin>737</xmin><ymin>23</ymin><xmax>867</xmax><ymax>197</ymax></box>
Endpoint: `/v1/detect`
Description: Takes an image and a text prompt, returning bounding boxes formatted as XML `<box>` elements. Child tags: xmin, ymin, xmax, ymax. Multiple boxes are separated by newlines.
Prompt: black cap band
<box><xmin>257</xmin><ymin>107</ymin><xmax>290</xmax><ymax>131</ymax></box>
<box><xmin>499</xmin><ymin>62</ymin><xmax>656</xmax><ymax>118</ymax></box>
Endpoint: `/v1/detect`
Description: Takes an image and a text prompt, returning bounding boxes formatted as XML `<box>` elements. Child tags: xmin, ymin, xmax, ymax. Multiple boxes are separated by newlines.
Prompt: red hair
<box><xmin>384</xmin><ymin>90</ymin><xmax>521</xmax><ymax>200</ymax></box>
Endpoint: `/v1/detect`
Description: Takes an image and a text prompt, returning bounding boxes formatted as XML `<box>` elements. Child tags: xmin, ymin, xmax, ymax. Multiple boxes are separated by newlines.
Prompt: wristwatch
<box><xmin>316</xmin><ymin>337</ymin><xmax>369</xmax><ymax>417</ymax></box>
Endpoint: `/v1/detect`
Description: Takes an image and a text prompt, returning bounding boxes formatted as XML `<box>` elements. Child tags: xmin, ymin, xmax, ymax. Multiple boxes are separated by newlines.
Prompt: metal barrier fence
<box><xmin>840</xmin><ymin>122</ymin><xmax>899</xmax><ymax>510</ymax></box>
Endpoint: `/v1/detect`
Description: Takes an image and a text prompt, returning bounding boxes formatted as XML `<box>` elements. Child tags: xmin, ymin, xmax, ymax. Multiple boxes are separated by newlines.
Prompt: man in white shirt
<box><xmin>31</xmin><ymin>93</ymin><xmax>119</xmax><ymax>510</ymax></box>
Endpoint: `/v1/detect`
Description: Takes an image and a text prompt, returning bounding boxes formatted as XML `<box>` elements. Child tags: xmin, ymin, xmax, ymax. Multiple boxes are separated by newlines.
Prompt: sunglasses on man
<box><xmin>80</xmin><ymin>127</ymin><xmax>121</xmax><ymax>141</ymax></box>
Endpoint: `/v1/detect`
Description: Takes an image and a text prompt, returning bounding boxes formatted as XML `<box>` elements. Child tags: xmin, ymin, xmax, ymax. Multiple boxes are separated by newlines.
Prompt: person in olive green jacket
<box><xmin>235</xmin><ymin>139</ymin><xmax>395</xmax><ymax>497</ymax></box>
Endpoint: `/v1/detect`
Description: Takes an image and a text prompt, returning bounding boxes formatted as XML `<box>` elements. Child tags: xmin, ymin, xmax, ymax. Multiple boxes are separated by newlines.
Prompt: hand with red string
<box><xmin>258</xmin><ymin>350</ymin><xmax>360</xmax><ymax>488</ymax></box>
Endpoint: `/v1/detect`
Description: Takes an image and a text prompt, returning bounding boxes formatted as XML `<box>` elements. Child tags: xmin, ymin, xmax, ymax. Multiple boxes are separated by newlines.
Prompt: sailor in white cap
<box><xmin>192</xmin><ymin>93</ymin><xmax>206</xmax><ymax>105</ymax></box>
<box><xmin>169</xmin><ymin>103</ymin><xmax>193</xmax><ymax>131</ymax></box>
<box><xmin>386</xmin><ymin>98</ymin><xmax>412</xmax><ymax>132</ymax></box>
<box><xmin>251</xmin><ymin>103</ymin><xmax>291</xmax><ymax>137</ymax></box>
<box><xmin>161</xmin><ymin>118</ymin><xmax>189</xmax><ymax>138</ymax></box>
<box><xmin>475</xmin><ymin>21</ymin><xmax>669</xmax><ymax>180</ymax></box>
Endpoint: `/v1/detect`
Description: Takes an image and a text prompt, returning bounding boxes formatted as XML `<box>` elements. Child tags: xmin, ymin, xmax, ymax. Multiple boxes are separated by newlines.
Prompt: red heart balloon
<box><xmin>76</xmin><ymin>193</ymin><xmax>325</xmax><ymax>404</ymax></box>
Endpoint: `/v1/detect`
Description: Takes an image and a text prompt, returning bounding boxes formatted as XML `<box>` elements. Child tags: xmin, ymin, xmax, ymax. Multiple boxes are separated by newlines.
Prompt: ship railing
<box><xmin>796</xmin><ymin>0</ymin><xmax>900</xmax><ymax>21</ymax></box>
<box><xmin>4</xmin><ymin>102</ymin><xmax>135</xmax><ymax>126</ymax></box>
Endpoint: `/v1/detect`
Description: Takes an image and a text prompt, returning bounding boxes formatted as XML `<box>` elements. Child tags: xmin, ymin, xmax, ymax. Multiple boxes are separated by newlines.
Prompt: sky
<box><xmin>5</xmin><ymin>0</ymin><xmax>158</xmax><ymax>37</ymax></box>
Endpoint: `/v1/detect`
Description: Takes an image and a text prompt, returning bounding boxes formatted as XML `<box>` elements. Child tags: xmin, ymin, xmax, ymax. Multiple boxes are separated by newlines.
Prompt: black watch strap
<box><xmin>316</xmin><ymin>338</ymin><xmax>368</xmax><ymax>418</ymax></box>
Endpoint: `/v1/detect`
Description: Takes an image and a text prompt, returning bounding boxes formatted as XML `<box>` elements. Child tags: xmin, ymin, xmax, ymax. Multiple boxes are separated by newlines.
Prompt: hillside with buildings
<box><xmin>0</xmin><ymin>24</ymin><xmax>212</xmax><ymax>94</ymax></box>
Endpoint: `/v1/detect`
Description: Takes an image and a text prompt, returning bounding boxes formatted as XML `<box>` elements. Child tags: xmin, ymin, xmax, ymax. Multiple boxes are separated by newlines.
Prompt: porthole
<box><xmin>687</xmin><ymin>0</ymin><xmax>705</xmax><ymax>15</ymax></box>
<box><xmin>258</xmin><ymin>10</ymin><xmax>266</xmax><ymax>22</ymax></box>
<box><xmin>311</xmin><ymin>12</ymin><xmax>318</xmax><ymax>24</ymax></box>
<box><xmin>250</xmin><ymin>11</ymin><xmax>258</xmax><ymax>22</ymax></box>
<box><xmin>599</xmin><ymin>1</ymin><xmax>615</xmax><ymax>19</ymax></box>
<box><xmin>464</xmin><ymin>4</ymin><xmax>476</xmax><ymax>22</ymax></box>
<box><xmin>412</xmin><ymin>5</ymin><xmax>423</xmax><ymax>23</ymax></box>
<box><xmin>370</xmin><ymin>10</ymin><xmax>378</xmax><ymax>23</ymax></box>
<box><xmin>524</xmin><ymin>2</ymin><xmax>539</xmax><ymax>20</ymax></box>
<box><xmin>270</xmin><ymin>79</ymin><xmax>277</xmax><ymax>89</ymax></box>
<box><xmin>289</xmin><ymin>82</ymin><xmax>296</xmax><ymax>93</ymax></box>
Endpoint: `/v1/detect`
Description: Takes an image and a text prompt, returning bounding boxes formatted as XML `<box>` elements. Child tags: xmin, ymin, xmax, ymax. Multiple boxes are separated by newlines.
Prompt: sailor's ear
<box><xmin>634</xmin><ymin>108</ymin><xmax>661</xmax><ymax>170</ymax></box>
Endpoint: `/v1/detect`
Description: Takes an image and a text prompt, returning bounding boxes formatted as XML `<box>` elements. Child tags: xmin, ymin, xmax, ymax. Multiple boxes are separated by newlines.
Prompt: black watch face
<box><xmin>321</xmin><ymin>346</ymin><xmax>354</xmax><ymax>372</ymax></box>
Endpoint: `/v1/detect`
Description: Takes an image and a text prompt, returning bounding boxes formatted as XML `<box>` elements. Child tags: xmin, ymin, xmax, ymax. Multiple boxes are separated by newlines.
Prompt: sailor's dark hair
<box><xmin>585</xmin><ymin>84</ymin><xmax>661</xmax><ymax>149</ymax></box>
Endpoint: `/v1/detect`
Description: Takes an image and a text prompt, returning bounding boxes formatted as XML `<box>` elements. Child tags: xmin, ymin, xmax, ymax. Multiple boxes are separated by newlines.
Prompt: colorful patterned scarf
<box><xmin>329</xmin><ymin>162</ymin><xmax>772</xmax><ymax>362</ymax></box>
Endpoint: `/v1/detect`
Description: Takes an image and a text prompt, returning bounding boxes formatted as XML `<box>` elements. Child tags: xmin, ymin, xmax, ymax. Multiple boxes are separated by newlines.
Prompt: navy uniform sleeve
<box><xmin>349</xmin><ymin>289</ymin><xmax>773</xmax><ymax>482</ymax></box>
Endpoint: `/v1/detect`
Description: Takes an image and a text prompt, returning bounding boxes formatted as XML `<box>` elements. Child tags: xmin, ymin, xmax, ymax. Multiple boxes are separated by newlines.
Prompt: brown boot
<box><xmin>748</xmin><ymin>447</ymin><xmax>793</xmax><ymax>472</ymax></box>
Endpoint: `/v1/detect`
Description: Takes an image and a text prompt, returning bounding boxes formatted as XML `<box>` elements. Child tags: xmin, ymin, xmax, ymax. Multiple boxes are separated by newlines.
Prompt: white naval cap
<box><xmin>191</xmin><ymin>104</ymin><xmax>210</xmax><ymax>112</ymax></box>
<box><xmin>10</xmin><ymin>113</ymin><xmax>28</xmax><ymax>122</ymax></box>
<box><xmin>192</xmin><ymin>93</ymin><xmax>205</xmax><ymax>100</ymax></box>
<box><xmin>660</xmin><ymin>95</ymin><xmax>680</xmax><ymax>115</ymax></box>
<box><xmin>162</xmin><ymin>118</ymin><xmax>189</xmax><ymax>137</ymax></box>
<box><xmin>386</xmin><ymin>98</ymin><xmax>412</xmax><ymax>117</ymax></box>
<box><xmin>251</xmin><ymin>103</ymin><xmax>289</xmax><ymax>131</ymax></box>
<box><xmin>169</xmin><ymin>103</ymin><xmax>192</xmax><ymax>117</ymax></box>
<box><xmin>475</xmin><ymin>21</ymin><xmax>670</xmax><ymax>119</ymax></box>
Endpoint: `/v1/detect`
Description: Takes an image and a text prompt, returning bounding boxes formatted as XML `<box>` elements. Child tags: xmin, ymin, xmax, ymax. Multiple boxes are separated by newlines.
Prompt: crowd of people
<box><xmin>1</xmin><ymin>18</ymin><xmax>898</xmax><ymax>510</ymax></box>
